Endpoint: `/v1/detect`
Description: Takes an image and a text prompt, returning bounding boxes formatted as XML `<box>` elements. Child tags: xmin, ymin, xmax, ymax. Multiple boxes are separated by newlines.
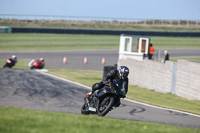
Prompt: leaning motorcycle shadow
<box><xmin>129</xmin><ymin>106</ymin><xmax>146</xmax><ymax>116</ymax></box>
<box><xmin>118</xmin><ymin>104</ymin><xmax>188</xmax><ymax>117</ymax></box>
<box><xmin>114</xmin><ymin>103</ymin><xmax>146</xmax><ymax>116</ymax></box>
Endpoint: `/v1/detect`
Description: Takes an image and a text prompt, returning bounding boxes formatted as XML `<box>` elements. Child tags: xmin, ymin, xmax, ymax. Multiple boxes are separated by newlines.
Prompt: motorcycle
<box><xmin>81</xmin><ymin>79</ymin><xmax>126</xmax><ymax>116</ymax></box>
<box><xmin>28</xmin><ymin>59</ymin><xmax>45</xmax><ymax>69</ymax></box>
<box><xmin>3</xmin><ymin>59</ymin><xmax>16</xmax><ymax>68</ymax></box>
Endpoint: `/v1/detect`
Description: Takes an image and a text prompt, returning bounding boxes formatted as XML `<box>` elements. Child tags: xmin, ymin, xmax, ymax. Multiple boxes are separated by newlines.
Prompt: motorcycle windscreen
<box><xmin>112</xmin><ymin>79</ymin><xmax>126</xmax><ymax>98</ymax></box>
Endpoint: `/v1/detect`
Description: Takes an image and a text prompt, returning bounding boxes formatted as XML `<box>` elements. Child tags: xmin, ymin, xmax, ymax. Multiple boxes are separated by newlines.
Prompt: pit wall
<box><xmin>175</xmin><ymin>60</ymin><xmax>200</xmax><ymax>100</ymax></box>
<box><xmin>118</xmin><ymin>59</ymin><xmax>200</xmax><ymax>101</ymax></box>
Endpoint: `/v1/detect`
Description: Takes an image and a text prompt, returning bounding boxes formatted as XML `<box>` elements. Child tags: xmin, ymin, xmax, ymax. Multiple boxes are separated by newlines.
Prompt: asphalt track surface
<box><xmin>0</xmin><ymin>49</ymin><xmax>200</xmax><ymax>70</ymax></box>
<box><xmin>0</xmin><ymin>68</ymin><xmax>200</xmax><ymax>128</ymax></box>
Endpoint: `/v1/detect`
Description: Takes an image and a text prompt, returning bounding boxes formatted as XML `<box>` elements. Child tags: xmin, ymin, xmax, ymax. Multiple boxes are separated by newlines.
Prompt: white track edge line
<box><xmin>38</xmin><ymin>71</ymin><xmax>200</xmax><ymax>118</ymax></box>
<box><xmin>124</xmin><ymin>98</ymin><xmax>200</xmax><ymax>118</ymax></box>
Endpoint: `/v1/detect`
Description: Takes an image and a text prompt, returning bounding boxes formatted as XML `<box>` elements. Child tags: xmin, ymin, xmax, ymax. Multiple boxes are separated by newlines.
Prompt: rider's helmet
<box><xmin>12</xmin><ymin>55</ymin><xmax>16</xmax><ymax>60</ymax></box>
<box><xmin>119</xmin><ymin>66</ymin><xmax>129</xmax><ymax>79</ymax></box>
<box><xmin>39</xmin><ymin>58</ymin><xmax>44</xmax><ymax>61</ymax></box>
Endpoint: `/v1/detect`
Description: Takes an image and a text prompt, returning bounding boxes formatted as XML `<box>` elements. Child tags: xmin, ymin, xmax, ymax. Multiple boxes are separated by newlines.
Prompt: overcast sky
<box><xmin>0</xmin><ymin>0</ymin><xmax>199</xmax><ymax>20</ymax></box>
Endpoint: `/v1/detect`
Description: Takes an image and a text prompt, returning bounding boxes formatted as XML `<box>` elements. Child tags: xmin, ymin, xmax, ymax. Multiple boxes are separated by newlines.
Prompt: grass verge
<box><xmin>169</xmin><ymin>57</ymin><xmax>200</xmax><ymax>62</ymax></box>
<box><xmin>0</xmin><ymin>33</ymin><xmax>200</xmax><ymax>51</ymax></box>
<box><xmin>0</xmin><ymin>106</ymin><xmax>199</xmax><ymax>133</ymax></box>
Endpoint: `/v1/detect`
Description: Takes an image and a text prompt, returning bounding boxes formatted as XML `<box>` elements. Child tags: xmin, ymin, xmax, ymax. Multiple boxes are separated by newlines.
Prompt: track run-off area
<box><xmin>0</xmin><ymin>68</ymin><xmax>200</xmax><ymax>128</ymax></box>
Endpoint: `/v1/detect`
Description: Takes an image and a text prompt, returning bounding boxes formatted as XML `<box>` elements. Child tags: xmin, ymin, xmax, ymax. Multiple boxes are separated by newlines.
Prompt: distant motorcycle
<box><xmin>81</xmin><ymin>79</ymin><xmax>126</xmax><ymax>116</ymax></box>
<box><xmin>3</xmin><ymin>55</ymin><xmax>17</xmax><ymax>68</ymax></box>
<box><xmin>29</xmin><ymin>58</ymin><xmax>45</xmax><ymax>69</ymax></box>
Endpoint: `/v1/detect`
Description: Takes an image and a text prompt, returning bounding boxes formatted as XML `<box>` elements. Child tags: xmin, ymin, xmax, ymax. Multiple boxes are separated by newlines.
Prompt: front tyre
<box><xmin>81</xmin><ymin>103</ymin><xmax>89</xmax><ymax>115</ymax></box>
<box><xmin>98</xmin><ymin>96</ymin><xmax>115</xmax><ymax>116</ymax></box>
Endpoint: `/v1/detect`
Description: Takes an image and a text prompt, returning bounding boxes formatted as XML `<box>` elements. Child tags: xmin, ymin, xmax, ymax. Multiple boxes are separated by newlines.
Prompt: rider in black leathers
<box><xmin>86</xmin><ymin>66</ymin><xmax>129</xmax><ymax>107</ymax></box>
<box><xmin>90</xmin><ymin>66</ymin><xmax>129</xmax><ymax>96</ymax></box>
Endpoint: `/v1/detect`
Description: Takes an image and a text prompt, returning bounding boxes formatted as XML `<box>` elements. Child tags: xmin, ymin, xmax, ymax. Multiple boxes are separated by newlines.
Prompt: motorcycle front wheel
<box><xmin>98</xmin><ymin>96</ymin><xmax>115</xmax><ymax>116</ymax></box>
<box><xmin>81</xmin><ymin>103</ymin><xmax>89</xmax><ymax>115</ymax></box>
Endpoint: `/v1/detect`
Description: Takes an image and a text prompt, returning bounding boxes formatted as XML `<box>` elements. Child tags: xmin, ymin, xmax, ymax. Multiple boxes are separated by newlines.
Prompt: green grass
<box><xmin>158</xmin><ymin>57</ymin><xmax>200</xmax><ymax>64</ymax></box>
<box><xmin>0</xmin><ymin>59</ymin><xmax>30</xmax><ymax>69</ymax></box>
<box><xmin>0</xmin><ymin>33</ymin><xmax>200</xmax><ymax>51</ymax></box>
<box><xmin>0</xmin><ymin>106</ymin><xmax>199</xmax><ymax>133</ymax></box>
<box><xmin>47</xmin><ymin>68</ymin><xmax>103</xmax><ymax>86</ymax></box>
<box><xmin>170</xmin><ymin>57</ymin><xmax>200</xmax><ymax>62</ymax></box>
<box><xmin>0</xmin><ymin>33</ymin><xmax>119</xmax><ymax>51</ymax></box>
<box><xmin>151</xmin><ymin>37</ymin><xmax>200</xmax><ymax>49</ymax></box>
<box><xmin>127</xmin><ymin>86</ymin><xmax>200</xmax><ymax>115</ymax></box>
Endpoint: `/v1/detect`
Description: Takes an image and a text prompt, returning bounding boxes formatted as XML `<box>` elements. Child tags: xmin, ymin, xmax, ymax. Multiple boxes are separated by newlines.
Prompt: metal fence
<box><xmin>11</xmin><ymin>27</ymin><xmax>200</xmax><ymax>37</ymax></box>
<box><xmin>0</xmin><ymin>14</ymin><xmax>200</xmax><ymax>27</ymax></box>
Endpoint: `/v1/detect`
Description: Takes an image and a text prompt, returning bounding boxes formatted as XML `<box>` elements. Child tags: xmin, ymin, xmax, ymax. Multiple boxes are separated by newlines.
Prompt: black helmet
<box><xmin>119</xmin><ymin>66</ymin><xmax>129</xmax><ymax>79</ymax></box>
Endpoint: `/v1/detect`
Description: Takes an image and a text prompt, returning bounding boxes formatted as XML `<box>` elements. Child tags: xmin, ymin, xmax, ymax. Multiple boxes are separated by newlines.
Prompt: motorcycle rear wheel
<box><xmin>98</xmin><ymin>96</ymin><xmax>115</xmax><ymax>116</ymax></box>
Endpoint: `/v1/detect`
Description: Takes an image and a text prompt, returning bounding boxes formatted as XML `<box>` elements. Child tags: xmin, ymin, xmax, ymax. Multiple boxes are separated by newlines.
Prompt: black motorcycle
<box><xmin>81</xmin><ymin>79</ymin><xmax>126</xmax><ymax>116</ymax></box>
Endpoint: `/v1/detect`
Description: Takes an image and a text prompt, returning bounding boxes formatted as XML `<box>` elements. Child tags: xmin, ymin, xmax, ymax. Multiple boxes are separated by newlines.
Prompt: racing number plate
<box><xmin>89</xmin><ymin>107</ymin><xmax>96</xmax><ymax>112</ymax></box>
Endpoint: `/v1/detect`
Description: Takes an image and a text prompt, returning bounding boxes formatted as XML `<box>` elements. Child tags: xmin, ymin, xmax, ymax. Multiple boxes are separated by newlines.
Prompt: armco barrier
<box><xmin>12</xmin><ymin>27</ymin><xmax>200</xmax><ymax>37</ymax></box>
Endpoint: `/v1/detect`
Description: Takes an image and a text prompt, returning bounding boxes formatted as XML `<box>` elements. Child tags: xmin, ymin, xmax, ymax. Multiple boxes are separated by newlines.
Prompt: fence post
<box><xmin>161</xmin><ymin>19</ymin><xmax>163</xmax><ymax>25</ymax></box>
<box><xmin>158</xmin><ymin>49</ymin><xmax>160</xmax><ymax>61</ymax></box>
<box><xmin>9</xmin><ymin>16</ymin><xmax>12</xmax><ymax>22</ymax></box>
<box><xmin>171</xmin><ymin>63</ymin><xmax>177</xmax><ymax>94</ymax></box>
<box><xmin>25</xmin><ymin>16</ymin><xmax>28</xmax><ymax>24</ymax></box>
<box><xmin>187</xmin><ymin>20</ymin><xmax>189</xmax><ymax>27</ymax></box>
<box><xmin>49</xmin><ymin>16</ymin><xmax>52</xmax><ymax>23</ymax></box>
<box><xmin>18</xmin><ymin>16</ymin><xmax>20</xmax><ymax>23</ymax></box>
<box><xmin>170</xmin><ymin>20</ymin><xmax>172</xmax><ymax>26</ymax></box>
<box><xmin>1</xmin><ymin>15</ymin><xmax>3</xmax><ymax>22</ymax></box>
<box><xmin>32</xmin><ymin>16</ymin><xmax>35</xmax><ymax>23</ymax></box>
<box><xmin>135</xmin><ymin>19</ymin><xmax>138</xmax><ymax>25</ymax></box>
<box><xmin>127</xmin><ymin>19</ymin><xmax>129</xmax><ymax>25</ymax></box>
<box><xmin>178</xmin><ymin>20</ymin><xmax>180</xmax><ymax>26</ymax></box>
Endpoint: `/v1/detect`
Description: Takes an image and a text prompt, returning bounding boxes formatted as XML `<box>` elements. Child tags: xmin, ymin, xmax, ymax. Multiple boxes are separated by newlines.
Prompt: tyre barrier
<box><xmin>12</xmin><ymin>27</ymin><xmax>200</xmax><ymax>37</ymax></box>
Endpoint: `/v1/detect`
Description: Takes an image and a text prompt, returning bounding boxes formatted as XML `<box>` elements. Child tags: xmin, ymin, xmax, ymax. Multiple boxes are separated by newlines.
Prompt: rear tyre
<box><xmin>98</xmin><ymin>96</ymin><xmax>115</xmax><ymax>116</ymax></box>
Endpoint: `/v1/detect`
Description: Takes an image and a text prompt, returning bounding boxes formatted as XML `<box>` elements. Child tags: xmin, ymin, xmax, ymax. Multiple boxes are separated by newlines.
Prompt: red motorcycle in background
<box><xmin>3</xmin><ymin>55</ymin><xmax>17</xmax><ymax>68</ymax></box>
<box><xmin>29</xmin><ymin>58</ymin><xmax>45</xmax><ymax>69</ymax></box>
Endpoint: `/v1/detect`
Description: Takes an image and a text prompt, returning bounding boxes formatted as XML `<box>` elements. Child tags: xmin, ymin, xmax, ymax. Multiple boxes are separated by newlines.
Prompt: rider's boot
<box><xmin>115</xmin><ymin>99</ymin><xmax>121</xmax><ymax>107</ymax></box>
<box><xmin>115</xmin><ymin>102</ymin><xmax>121</xmax><ymax>107</ymax></box>
<box><xmin>87</xmin><ymin>92</ymin><xmax>92</xmax><ymax>98</ymax></box>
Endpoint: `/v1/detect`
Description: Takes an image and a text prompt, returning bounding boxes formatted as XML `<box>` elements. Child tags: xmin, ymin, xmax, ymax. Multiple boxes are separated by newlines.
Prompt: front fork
<box><xmin>84</xmin><ymin>95</ymin><xmax>100</xmax><ymax>113</ymax></box>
